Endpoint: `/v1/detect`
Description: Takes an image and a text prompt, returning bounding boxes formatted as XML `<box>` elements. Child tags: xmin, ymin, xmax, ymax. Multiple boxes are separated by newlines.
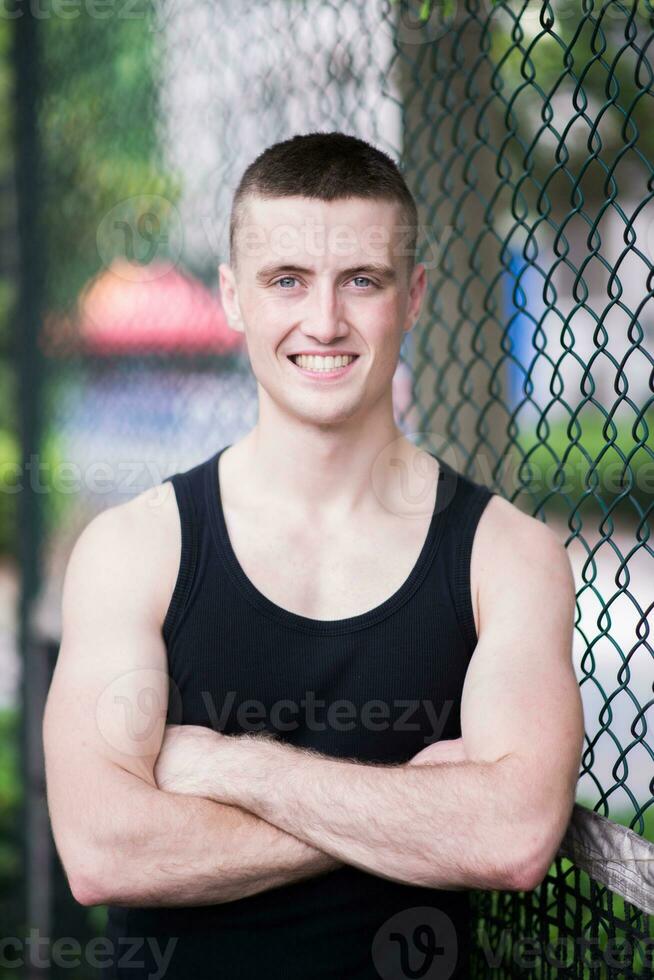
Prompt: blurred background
<box><xmin>0</xmin><ymin>0</ymin><xmax>652</xmax><ymax>977</ymax></box>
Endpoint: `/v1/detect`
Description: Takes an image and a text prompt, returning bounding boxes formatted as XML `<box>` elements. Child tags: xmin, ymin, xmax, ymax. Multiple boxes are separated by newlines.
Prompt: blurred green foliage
<box><xmin>0</xmin><ymin>709</ymin><xmax>20</xmax><ymax>867</ymax></box>
<box><xmin>40</xmin><ymin>4</ymin><xmax>182</xmax><ymax>312</ymax></box>
<box><xmin>0</xmin><ymin>427</ymin><xmax>76</xmax><ymax>558</ymax></box>
<box><xmin>0</xmin><ymin>6</ymin><xmax>182</xmax><ymax>561</ymax></box>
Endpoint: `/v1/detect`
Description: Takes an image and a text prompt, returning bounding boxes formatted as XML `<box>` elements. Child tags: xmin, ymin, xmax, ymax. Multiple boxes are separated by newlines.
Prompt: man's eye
<box><xmin>272</xmin><ymin>275</ymin><xmax>376</xmax><ymax>289</ymax></box>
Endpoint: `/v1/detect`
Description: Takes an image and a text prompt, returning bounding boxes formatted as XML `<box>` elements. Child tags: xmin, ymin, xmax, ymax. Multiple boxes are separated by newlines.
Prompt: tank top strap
<box><xmin>432</xmin><ymin>455</ymin><xmax>497</xmax><ymax>655</ymax></box>
<box><xmin>161</xmin><ymin>454</ymin><xmax>212</xmax><ymax>645</ymax></box>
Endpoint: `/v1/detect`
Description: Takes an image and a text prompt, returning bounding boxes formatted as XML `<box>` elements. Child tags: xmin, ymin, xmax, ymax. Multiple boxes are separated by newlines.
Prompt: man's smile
<box><xmin>287</xmin><ymin>352</ymin><xmax>360</xmax><ymax>379</ymax></box>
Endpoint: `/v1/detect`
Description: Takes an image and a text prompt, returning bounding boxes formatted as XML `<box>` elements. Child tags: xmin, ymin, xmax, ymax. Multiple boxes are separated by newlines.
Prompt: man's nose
<box><xmin>301</xmin><ymin>292</ymin><xmax>348</xmax><ymax>343</ymax></box>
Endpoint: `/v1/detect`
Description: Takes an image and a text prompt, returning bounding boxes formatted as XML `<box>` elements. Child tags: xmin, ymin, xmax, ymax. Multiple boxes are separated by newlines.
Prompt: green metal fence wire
<box><xmin>393</xmin><ymin>0</ymin><xmax>653</xmax><ymax>973</ymax></box>
<box><xmin>2</xmin><ymin>0</ymin><xmax>652</xmax><ymax>976</ymax></box>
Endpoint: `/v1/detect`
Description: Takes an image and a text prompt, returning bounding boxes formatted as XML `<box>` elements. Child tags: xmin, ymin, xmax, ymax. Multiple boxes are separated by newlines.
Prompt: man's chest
<box><xmin>221</xmin><ymin>505</ymin><xmax>443</xmax><ymax>621</ymax></box>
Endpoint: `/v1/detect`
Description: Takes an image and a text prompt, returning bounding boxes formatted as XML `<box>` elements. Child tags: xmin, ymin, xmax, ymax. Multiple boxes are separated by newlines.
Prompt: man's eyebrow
<box><xmin>255</xmin><ymin>263</ymin><xmax>397</xmax><ymax>284</ymax></box>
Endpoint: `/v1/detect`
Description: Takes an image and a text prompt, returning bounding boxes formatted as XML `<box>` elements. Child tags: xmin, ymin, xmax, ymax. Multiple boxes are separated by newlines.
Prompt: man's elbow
<box><xmin>70</xmin><ymin>870</ymin><xmax>104</xmax><ymax>908</ymax></box>
<box><xmin>64</xmin><ymin>846</ymin><xmax>121</xmax><ymax>907</ymax></box>
<box><xmin>501</xmin><ymin>849</ymin><xmax>550</xmax><ymax>893</ymax></box>
<box><xmin>501</xmin><ymin>818</ymin><xmax>567</xmax><ymax>893</ymax></box>
<box><xmin>498</xmin><ymin>761</ymin><xmax>579</xmax><ymax>893</ymax></box>
<box><xmin>68</xmin><ymin>860</ymin><xmax>109</xmax><ymax>907</ymax></box>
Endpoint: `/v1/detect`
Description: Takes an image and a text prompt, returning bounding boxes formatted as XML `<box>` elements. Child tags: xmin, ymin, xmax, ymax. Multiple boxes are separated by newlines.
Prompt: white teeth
<box><xmin>292</xmin><ymin>354</ymin><xmax>355</xmax><ymax>371</ymax></box>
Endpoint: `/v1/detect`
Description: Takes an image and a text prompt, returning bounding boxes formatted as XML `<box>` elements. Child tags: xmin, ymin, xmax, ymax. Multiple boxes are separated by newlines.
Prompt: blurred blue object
<box><xmin>502</xmin><ymin>249</ymin><xmax>543</xmax><ymax>412</ymax></box>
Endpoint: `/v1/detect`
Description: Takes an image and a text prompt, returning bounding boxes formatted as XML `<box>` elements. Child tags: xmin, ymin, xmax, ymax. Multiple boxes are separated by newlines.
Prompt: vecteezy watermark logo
<box><xmin>370</xmin><ymin>434</ymin><xmax>461</xmax><ymax>520</ymax></box>
<box><xmin>371</xmin><ymin>907</ymin><xmax>458</xmax><ymax>979</ymax></box>
<box><xmin>0</xmin><ymin>455</ymin><xmax>170</xmax><ymax>499</ymax></box>
<box><xmin>478</xmin><ymin>926</ymin><xmax>654</xmax><ymax>971</ymax></box>
<box><xmin>0</xmin><ymin>0</ymin><xmax>149</xmax><ymax>21</ymax></box>
<box><xmin>201</xmin><ymin>691</ymin><xmax>454</xmax><ymax>745</ymax></box>
<box><xmin>0</xmin><ymin>930</ymin><xmax>178</xmax><ymax>979</ymax></box>
<box><xmin>95</xmin><ymin>668</ymin><xmax>183</xmax><ymax>759</ymax></box>
<box><xmin>94</xmin><ymin>678</ymin><xmax>455</xmax><ymax>755</ymax></box>
<box><xmin>229</xmin><ymin>216</ymin><xmax>450</xmax><ymax>272</ymax></box>
<box><xmin>200</xmin><ymin>691</ymin><xmax>454</xmax><ymax>745</ymax></box>
<box><xmin>96</xmin><ymin>194</ymin><xmax>183</xmax><ymax>280</ymax></box>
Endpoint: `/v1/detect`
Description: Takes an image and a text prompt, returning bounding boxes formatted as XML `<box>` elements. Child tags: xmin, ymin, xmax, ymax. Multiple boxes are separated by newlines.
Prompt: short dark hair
<box><xmin>229</xmin><ymin>131</ymin><xmax>418</xmax><ymax>278</ymax></box>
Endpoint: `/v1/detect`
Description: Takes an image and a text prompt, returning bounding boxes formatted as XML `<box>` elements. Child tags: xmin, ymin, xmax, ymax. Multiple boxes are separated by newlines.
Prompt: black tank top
<box><xmin>104</xmin><ymin>444</ymin><xmax>496</xmax><ymax>980</ymax></box>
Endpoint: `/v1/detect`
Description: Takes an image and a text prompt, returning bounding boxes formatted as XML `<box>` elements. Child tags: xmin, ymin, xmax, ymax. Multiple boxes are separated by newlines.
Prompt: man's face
<box><xmin>219</xmin><ymin>195</ymin><xmax>425</xmax><ymax>427</ymax></box>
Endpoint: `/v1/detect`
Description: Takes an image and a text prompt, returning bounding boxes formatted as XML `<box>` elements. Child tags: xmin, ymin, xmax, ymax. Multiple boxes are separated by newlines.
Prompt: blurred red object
<box><xmin>42</xmin><ymin>258</ymin><xmax>244</xmax><ymax>357</ymax></box>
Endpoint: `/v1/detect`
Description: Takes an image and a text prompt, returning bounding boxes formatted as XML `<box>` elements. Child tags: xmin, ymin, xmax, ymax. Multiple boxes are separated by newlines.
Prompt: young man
<box><xmin>43</xmin><ymin>132</ymin><xmax>584</xmax><ymax>979</ymax></box>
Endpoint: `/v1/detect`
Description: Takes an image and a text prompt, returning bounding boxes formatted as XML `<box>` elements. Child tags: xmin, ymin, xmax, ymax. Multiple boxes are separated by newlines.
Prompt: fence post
<box><xmin>12</xmin><ymin>4</ymin><xmax>51</xmax><ymax>976</ymax></box>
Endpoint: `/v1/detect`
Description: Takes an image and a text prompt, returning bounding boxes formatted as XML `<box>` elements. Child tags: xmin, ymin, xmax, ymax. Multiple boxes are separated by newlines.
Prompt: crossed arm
<box><xmin>43</xmin><ymin>490</ymin><xmax>584</xmax><ymax>908</ymax></box>
<box><xmin>43</xmin><ymin>500</ymin><xmax>341</xmax><ymax>909</ymax></box>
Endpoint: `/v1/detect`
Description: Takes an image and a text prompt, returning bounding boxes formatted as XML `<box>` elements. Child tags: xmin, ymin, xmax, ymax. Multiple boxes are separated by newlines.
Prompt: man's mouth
<box><xmin>287</xmin><ymin>353</ymin><xmax>359</xmax><ymax>379</ymax></box>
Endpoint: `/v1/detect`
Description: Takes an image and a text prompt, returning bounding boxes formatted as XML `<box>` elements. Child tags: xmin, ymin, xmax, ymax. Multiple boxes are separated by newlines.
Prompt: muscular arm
<box><xmin>43</xmin><ymin>490</ymin><xmax>341</xmax><ymax>909</ymax></box>
<box><xmin>57</xmin><ymin>762</ymin><xmax>340</xmax><ymax>908</ymax></box>
<box><xmin>163</xmin><ymin>729</ymin><xmax>522</xmax><ymax>891</ymax></box>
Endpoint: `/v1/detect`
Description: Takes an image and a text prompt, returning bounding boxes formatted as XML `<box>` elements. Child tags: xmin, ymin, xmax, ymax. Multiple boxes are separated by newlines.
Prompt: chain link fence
<box><xmin>0</xmin><ymin>0</ymin><xmax>652</xmax><ymax>976</ymax></box>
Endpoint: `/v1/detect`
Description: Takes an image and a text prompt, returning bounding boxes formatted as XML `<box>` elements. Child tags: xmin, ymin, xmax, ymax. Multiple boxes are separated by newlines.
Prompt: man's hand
<box><xmin>154</xmin><ymin>725</ymin><xmax>282</xmax><ymax>802</ymax></box>
<box><xmin>407</xmin><ymin>737</ymin><xmax>467</xmax><ymax>766</ymax></box>
<box><xmin>154</xmin><ymin>724</ymin><xmax>227</xmax><ymax>797</ymax></box>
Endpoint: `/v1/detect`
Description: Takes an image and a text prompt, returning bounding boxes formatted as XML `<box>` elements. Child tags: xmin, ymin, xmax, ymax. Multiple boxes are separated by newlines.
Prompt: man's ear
<box><xmin>403</xmin><ymin>262</ymin><xmax>426</xmax><ymax>334</ymax></box>
<box><xmin>218</xmin><ymin>262</ymin><xmax>244</xmax><ymax>332</ymax></box>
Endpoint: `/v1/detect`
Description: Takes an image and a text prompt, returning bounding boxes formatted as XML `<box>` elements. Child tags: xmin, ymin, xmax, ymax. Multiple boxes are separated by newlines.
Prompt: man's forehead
<box><xmin>237</xmin><ymin>195</ymin><xmax>406</xmax><ymax>268</ymax></box>
<box><xmin>244</xmin><ymin>194</ymin><xmax>399</xmax><ymax>223</ymax></box>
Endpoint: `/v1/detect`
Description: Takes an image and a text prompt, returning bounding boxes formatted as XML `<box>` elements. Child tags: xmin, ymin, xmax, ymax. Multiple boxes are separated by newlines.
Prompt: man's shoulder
<box><xmin>477</xmin><ymin>492</ymin><xmax>566</xmax><ymax>555</ymax></box>
<box><xmin>473</xmin><ymin>492</ymin><xmax>573</xmax><ymax>604</ymax></box>
<box><xmin>75</xmin><ymin>479</ymin><xmax>178</xmax><ymax>550</ymax></box>
<box><xmin>67</xmin><ymin>480</ymin><xmax>181</xmax><ymax>625</ymax></box>
<box><xmin>467</xmin><ymin>492</ymin><xmax>574</xmax><ymax>648</ymax></box>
